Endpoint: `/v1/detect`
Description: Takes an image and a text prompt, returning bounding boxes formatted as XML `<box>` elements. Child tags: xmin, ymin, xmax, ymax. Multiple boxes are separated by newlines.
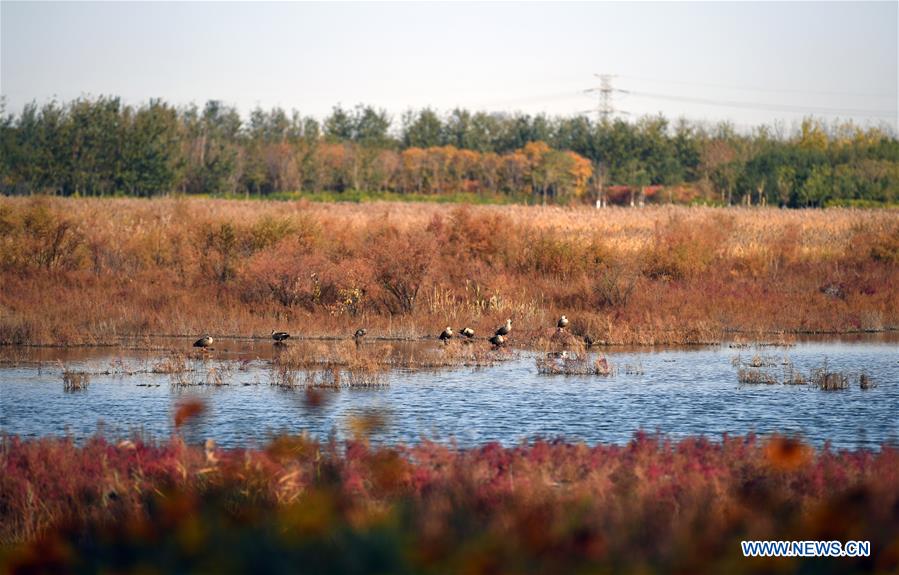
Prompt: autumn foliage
<box><xmin>2</xmin><ymin>433</ymin><xmax>897</xmax><ymax>573</ymax></box>
<box><xmin>0</xmin><ymin>197</ymin><xmax>897</xmax><ymax>346</ymax></box>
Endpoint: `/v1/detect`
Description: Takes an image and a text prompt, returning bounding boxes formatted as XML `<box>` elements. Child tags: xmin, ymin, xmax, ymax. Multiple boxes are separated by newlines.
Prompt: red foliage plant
<box><xmin>1</xmin><ymin>433</ymin><xmax>898</xmax><ymax>573</ymax></box>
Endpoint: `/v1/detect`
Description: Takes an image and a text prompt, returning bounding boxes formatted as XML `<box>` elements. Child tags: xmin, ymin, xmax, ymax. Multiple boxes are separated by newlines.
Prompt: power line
<box><xmin>617</xmin><ymin>88</ymin><xmax>897</xmax><ymax>119</ymax></box>
<box><xmin>616</xmin><ymin>73</ymin><xmax>896</xmax><ymax>100</ymax></box>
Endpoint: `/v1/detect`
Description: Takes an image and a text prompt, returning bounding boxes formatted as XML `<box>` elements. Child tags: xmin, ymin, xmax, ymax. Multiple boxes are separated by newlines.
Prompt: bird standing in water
<box><xmin>193</xmin><ymin>334</ymin><xmax>213</xmax><ymax>350</ymax></box>
<box><xmin>271</xmin><ymin>329</ymin><xmax>291</xmax><ymax>344</ymax></box>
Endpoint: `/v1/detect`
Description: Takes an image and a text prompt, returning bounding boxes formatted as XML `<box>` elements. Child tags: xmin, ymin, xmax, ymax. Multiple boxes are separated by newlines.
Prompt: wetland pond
<box><xmin>1</xmin><ymin>336</ymin><xmax>897</xmax><ymax>449</ymax></box>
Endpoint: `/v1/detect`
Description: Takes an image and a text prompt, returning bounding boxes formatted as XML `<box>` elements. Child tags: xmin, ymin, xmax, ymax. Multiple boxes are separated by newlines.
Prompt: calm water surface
<box><xmin>1</xmin><ymin>337</ymin><xmax>897</xmax><ymax>449</ymax></box>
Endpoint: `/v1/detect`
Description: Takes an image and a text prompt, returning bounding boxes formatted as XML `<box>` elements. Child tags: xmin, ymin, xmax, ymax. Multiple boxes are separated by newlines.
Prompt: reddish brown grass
<box><xmin>1</xmin><ymin>197</ymin><xmax>897</xmax><ymax>346</ymax></box>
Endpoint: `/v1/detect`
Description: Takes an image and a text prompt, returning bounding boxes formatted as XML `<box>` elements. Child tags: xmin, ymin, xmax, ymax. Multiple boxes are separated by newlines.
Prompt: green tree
<box><xmin>800</xmin><ymin>164</ymin><xmax>833</xmax><ymax>207</ymax></box>
<box><xmin>119</xmin><ymin>100</ymin><xmax>182</xmax><ymax>196</ymax></box>
<box><xmin>402</xmin><ymin>108</ymin><xmax>444</xmax><ymax>148</ymax></box>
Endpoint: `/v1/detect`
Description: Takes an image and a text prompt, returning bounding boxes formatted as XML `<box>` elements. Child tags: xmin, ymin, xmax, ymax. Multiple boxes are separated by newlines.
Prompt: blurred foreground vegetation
<box><xmin>2</xmin><ymin>430</ymin><xmax>898</xmax><ymax>574</ymax></box>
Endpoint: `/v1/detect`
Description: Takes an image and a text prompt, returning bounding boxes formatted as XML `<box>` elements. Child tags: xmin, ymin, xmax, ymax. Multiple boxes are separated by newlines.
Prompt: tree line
<box><xmin>1</xmin><ymin>97</ymin><xmax>897</xmax><ymax>206</ymax></box>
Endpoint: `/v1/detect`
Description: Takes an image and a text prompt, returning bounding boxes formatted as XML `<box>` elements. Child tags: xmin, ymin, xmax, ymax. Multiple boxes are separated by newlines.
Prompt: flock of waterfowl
<box><xmin>192</xmin><ymin>316</ymin><xmax>574</xmax><ymax>351</ymax></box>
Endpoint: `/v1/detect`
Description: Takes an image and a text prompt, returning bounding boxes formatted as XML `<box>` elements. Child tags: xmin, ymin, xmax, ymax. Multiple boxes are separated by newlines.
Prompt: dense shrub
<box><xmin>366</xmin><ymin>226</ymin><xmax>435</xmax><ymax>314</ymax></box>
<box><xmin>644</xmin><ymin>214</ymin><xmax>732</xmax><ymax>280</ymax></box>
<box><xmin>0</xmin><ymin>200</ymin><xmax>85</xmax><ymax>272</ymax></box>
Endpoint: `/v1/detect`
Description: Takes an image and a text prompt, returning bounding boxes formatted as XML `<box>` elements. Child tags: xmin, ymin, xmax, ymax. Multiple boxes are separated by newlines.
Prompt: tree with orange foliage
<box><xmin>399</xmin><ymin>147</ymin><xmax>428</xmax><ymax>194</ymax></box>
<box><xmin>563</xmin><ymin>151</ymin><xmax>593</xmax><ymax>200</ymax></box>
<box><xmin>522</xmin><ymin>141</ymin><xmax>552</xmax><ymax>204</ymax></box>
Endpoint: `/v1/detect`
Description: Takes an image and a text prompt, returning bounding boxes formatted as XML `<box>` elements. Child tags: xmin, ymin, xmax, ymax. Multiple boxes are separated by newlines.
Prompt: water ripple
<box><xmin>1</xmin><ymin>341</ymin><xmax>897</xmax><ymax>449</ymax></box>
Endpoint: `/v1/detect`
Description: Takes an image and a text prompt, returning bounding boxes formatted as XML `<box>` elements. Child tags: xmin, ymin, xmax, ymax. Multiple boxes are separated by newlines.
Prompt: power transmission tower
<box><xmin>585</xmin><ymin>74</ymin><xmax>616</xmax><ymax>123</ymax></box>
<box><xmin>582</xmin><ymin>74</ymin><xmax>628</xmax><ymax>123</ymax></box>
<box><xmin>597</xmin><ymin>74</ymin><xmax>615</xmax><ymax>122</ymax></box>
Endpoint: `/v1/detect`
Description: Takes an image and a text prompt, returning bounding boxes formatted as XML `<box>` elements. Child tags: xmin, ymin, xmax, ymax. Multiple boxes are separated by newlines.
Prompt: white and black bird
<box><xmin>193</xmin><ymin>334</ymin><xmax>213</xmax><ymax>349</ymax></box>
<box><xmin>495</xmin><ymin>318</ymin><xmax>512</xmax><ymax>337</ymax></box>
<box><xmin>439</xmin><ymin>326</ymin><xmax>454</xmax><ymax>343</ymax></box>
<box><xmin>489</xmin><ymin>333</ymin><xmax>505</xmax><ymax>348</ymax></box>
<box><xmin>271</xmin><ymin>329</ymin><xmax>291</xmax><ymax>344</ymax></box>
<box><xmin>460</xmin><ymin>327</ymin><xmax>475</xmax><ymax>339</ymax></box>
<box><xmin>557</xmin><ymin>315</ymin><xmax>569</xmax><ymax>330</ymax></box>
<box><xmin>353</xmin><ymin>328</ymin><xmax>367</xmax><ymax>341</ymax></box>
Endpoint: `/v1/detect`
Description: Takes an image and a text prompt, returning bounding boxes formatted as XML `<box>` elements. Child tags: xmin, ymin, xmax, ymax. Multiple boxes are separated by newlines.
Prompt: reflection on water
<box><xmin>1</xmin><ymin>338</ymin><xmax>897</xmax><ymax>449</ymax></box>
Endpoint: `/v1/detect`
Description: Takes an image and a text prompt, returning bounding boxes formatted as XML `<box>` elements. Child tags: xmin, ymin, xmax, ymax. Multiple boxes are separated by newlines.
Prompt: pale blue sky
<box><xmin>2</xmin><ymin>1</ymin><xmax>897</xmax><ymax>131</ymax></box>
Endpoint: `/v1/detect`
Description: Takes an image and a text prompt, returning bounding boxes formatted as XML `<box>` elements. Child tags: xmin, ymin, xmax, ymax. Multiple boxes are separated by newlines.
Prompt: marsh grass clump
<box><xmin>748</xmin><ymin>354</ymin><xmax>777</xmax><ymax>368</ymax></box>
<box><xmin>270</xmin><ymin>363</ymin><xmax>299</xmax><ymax>388</ymax></box>
<box><xmin>551</xmin><ymin>329</ymin><xmax>587</xmax><ymax>350</ymax></box>
<box><xmin>593</xmin><ymin>356</ymin><xmax>613</xmax><ymax>375</ymax></box>
<box><xmin>45</xmin><ymin>341</ymin><xmax>508</xmax><ymax>394</ymax></box>
<box><xmin>810</xmin><ymin>368</ymin><xmax>850</xmax><ymax>391</ymax></box>
<box><xmin>536</xmin><ymin>352</ymin><xmax>613</xmax><ymax>376</ymax></box>
<box><xmin>782</xmin><ymin>367</ymin><xmax>807</xmax><ymax>385</ymax></box>
<box><xmin>151</xmin><ymin>352</ymin><xmax>189</xmax><ymax>374</ymax></box>
<box><xmin>61</xmin><ymin>366</ymin><xmax>90</xmax><ymax>392</ymax></box>
<box><xmin>735</xmin><ymin>356</ymin><xmax>875</xmax><ymax>392</ymax></box>
<box><xmin>811</xmin><ymin>371</ymin><xmax>849</xmax><ymax>391</ymax></box>
<box><xmin>737</xmin><ymin>368</ymin><xmax>779</xmax><ymax>385</ymax></box>
<box><xmin>534</xmin><ymin>330</ymin><xmax>588</xmax><ymax>356</ymax></box>
<box><xmin>304</xmin><ymin>364</ymin><xmax>388</xmax><ymax>389</ymax></box>
<box><xmin>729</xmin><ymin>334</ymin><xmax>796</xmax><ymax>350</ymax></box>
<box><xmin>303</xmin><ymin>366</ymin><xmax>342</xmax><ymax>389</ymax></box>
<box><xmin>204</xmin><ymin>366</ymin><xmax>226</xmax><ymax>386</ymax></box>
<box><xmin>270</xmin><ymin>345</ymin><xmax>388</xmax><ymax>389</ymax></box>
<box><xmin>809</xmin><ymin>358</ymin><xmax>850</xmax><ymax>391</ymax></box>
<box><xmin>275</xmin><ymin>341</ymin><xmax>504</xmax><ymax>375</ymax></box>
<box><xmin>859</xmin><ymin>372</ymin><xmax>876</xmax><ymax>390</ymax></box>
<box><xmin>168</xmin><ymin>369</ymin><xmax>192</xmax><ymax>388</ymax></box>
<box><xmin>343</xmin><ymin>369</ymin><xmax>387</xmax><ymax>388</ymax></box>
<box><xmin>167</xmin><ymin>358</ymin><xmax>232</xmax><ymax>388</ymax></box>
<box><xmin>102</xmin><ymin>358</ymin><xmax>138</xmax><ymax>376</ymax></box>
<box><xmin>398</xmin><ymin>342</ymin><xmax>501</xmax><ymax>370</ymax></box>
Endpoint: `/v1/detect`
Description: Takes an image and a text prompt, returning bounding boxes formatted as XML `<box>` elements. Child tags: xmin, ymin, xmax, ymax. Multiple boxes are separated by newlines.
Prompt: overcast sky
<box><xmin>2</xmin><ymin>1</ymin><xmax>897</xmax><ymax>131</ymax></box>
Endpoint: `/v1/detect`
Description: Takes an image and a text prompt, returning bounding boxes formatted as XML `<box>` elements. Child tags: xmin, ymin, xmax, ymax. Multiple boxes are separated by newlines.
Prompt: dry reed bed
<box><xmin>2</xmin><ymin>433</ymin><xmax>898</xmax><ymax>573</ymax></box>
<box><xmin>60</xmin><ymin>365</ymin><xmax>89</xmax><ymax>392</ymax></box>
<box><xmin>536</xmin><ymin>352</ymin><xmax>613</xmax><ymax>376</ymax></box>
<box><xmin>269</xmin><ymin>341</ymin><xmax>510</xmax><ymax>389</ymax></box>
<box><xmin>733</xmin><ymin>354</ymin><xmax>877</xmax><ymax>390</ymax></box>
<box><xmin>42</xmin><ymin>341</ymin><xmax>513</xmax><ymax>392</ymax></box>
<box><xmin>2</xmin><ymin>197</ymin><xmax>897</xmax><ymax>347</ymax></box>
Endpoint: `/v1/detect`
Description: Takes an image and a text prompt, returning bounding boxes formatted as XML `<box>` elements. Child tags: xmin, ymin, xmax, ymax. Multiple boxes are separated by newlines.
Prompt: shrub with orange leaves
<box><xmin>173</xmin><ymin>399</ymin><xmax>206</xmax><ymax>428</ymax></box>
<box><xmin>764</xmin><ymin>435</ymin><xmax>812</xmax><ymax>471</ymax></box>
